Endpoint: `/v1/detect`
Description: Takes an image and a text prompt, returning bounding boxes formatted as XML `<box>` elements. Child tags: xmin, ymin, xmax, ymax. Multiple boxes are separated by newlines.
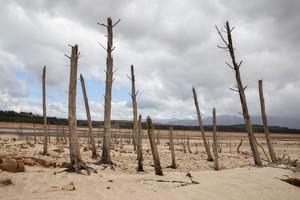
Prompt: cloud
<box><xmin>0</xmin><ymin>0</ymin><xmax>299</xmax><ymax>123</ymax></box>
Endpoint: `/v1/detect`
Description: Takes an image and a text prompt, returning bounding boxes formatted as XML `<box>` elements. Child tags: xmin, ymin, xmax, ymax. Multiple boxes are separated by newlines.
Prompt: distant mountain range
<box><xmin>154</xmin><ymin>115</ymin><xmax>300</xmax><ymax>129</ymax></box>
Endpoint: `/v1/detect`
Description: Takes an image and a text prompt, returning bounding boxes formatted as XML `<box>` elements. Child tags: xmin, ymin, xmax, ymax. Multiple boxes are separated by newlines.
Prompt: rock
<box><xmin>60</xmin><ymin>162</ymin><xmax>70</xmax><ymax>168</ymax></box>
<box><xmin>37</xmin><ymin>158</ymin><xmax>56</xmax><ymax>168</ymax></box>
<box><xmin>21</xmin><ymin>158</ymin><xmax>36</xmax><ymax>166</ymax></box>
<box><xmin>0</xmin><ymin>158</ymin><xmax>18</xmax><ymax>173</ymax></box>
<box><xmin>62</xmin><ymin>182</ymin><xmax>75</xmax><ymax>191</ymax></box>
<box><xmin>17</xmin><ymin>161</ymin><xmax>25</xmax><ymax>172</ymax></box>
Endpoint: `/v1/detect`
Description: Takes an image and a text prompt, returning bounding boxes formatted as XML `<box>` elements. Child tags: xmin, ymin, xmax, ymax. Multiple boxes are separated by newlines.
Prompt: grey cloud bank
<box><xmin>0</xmin><ymin>0</ymin><xmax>299</xmax><ymax>127</ymax></box>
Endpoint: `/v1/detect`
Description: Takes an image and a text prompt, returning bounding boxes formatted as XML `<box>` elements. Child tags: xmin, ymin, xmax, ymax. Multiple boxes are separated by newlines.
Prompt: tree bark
<box><xmin>97</xmin><ymin>18</ymin><xmax>120</xmax><ymax>165</ymax></box>
<box><xmin>42</xmin><ymin>66</ymin><xmax>48</xmax><ymax>155</ymax></box>
<box><xmin>80</xmin><ymin>74</ymin><xmax>97</xmax><ymax>159</ymax></box>
<box><xmin>67</xmin><ymin>44</ymin><xmax>82</xmax><ymax>173</ymax></box>
<box><xmin>192</xmin><ymin>87</ymin><xmax>214</xmax><ymax>161</ymax></box>
<box><xmin>258</xmin><ymin>80</ymin><xmax>277</xmax><ymax>163</ymax></box>
<box><xmin>147</xmin><ymin>116</ymin><xmax>163</xmax><ymax>176</ymax></box>
<box><xmin>169</xmin><ymin>126</ymin><xmax>177</xmax><ymax>168</ymax></box>
<box><xmin>212</xmin><ymin>108</ymin><xmax>220</xmax><ymax>171</ymax></box>
<box><xmin>129</xmin><ymin>65</ymin><xmax>138</xmax><ymax>151</ymax></box>
<box><xmin>137</xmin><ymin>114</ymin><xmax>144</xmax><ymax>172</ymax></box>
<box><xmin>216</xmin><ymin>21</ymin><xmax>262</xmax><ymax>166</ymax></box>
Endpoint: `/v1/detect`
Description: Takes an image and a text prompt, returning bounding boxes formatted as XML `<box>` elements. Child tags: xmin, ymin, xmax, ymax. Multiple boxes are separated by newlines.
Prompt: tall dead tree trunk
<box><xmin>216</xmin><ymin>21</ymin><xmax>262</xmax><ymax>166</ymax></box>
<box><xmin>147</xmin><ymin>116</ymin><xmax>163</xmax><ymax>176</ymax></box>
<box><xmin>258</xmin><ymin>80</ymin><xmax>277</xmax><ymax>163</ymax></box>
<box><xmin>128</xmin><ymin>65</ymin><xmax>138</xmax><ymax>151</ymax></box>
<box><xmin>137</xmin><ymin>114</ymin><xmax>144</xmax><ymax>172</ymax></box>
<box><xmin>80</xmin><ymin>74</ymin><xmax>97</xmax><ymax>159</ymax></box>
<box><xmin>169</xmin><ymin>126</ymin><xmax>177</xmax><ymax>169</ymax></box>
<box><xmin>65</xmin><ymin>44</ymin><xmax>85</xmax><ymax>173</ymax></box>
<box><xmin>212</xmin><ymin>108</ymin><xmax>220</xmax><ymax>171</ymax></box>
<box><xmin>96</xmin><ymin>18</ymin><xmax>120</xmax><ymax>165</ymax></box>
<box><xmin>42</xmin><ymin>66</ymin><xmax>48</xmax><ymax>155</ymax></box>
<box><xmin>192</xmin><ymin>87</ymin><xmax>214</xmax><ymax>161</ymax></box>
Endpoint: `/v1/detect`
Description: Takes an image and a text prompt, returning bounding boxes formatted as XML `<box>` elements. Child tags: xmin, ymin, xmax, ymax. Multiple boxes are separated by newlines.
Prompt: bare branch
<box><xmin>112</xmin><ymin>19</ymin><xmax>121</xmax><ymax>27</ymax></box>
<box><xmin>127</xmin><ymin>74</ymin><xmax>132</xmax><ymax>80</ymax></box>
<box><xmin>230</xmin><ymin>87</ymin><xmax>239</xmax><ymax>92</ymax></box>
<box><xmin>215</xmin><ymin>25</ymin><xmax>229</xmax><ymax>46</ymax></box>
<box><xmin>64</xmin><ymin>54</ymin><xmax>71</xmax><ymax>59</ymax></box>
<box><xmin>243</xmin><ymin>86</ymin><xmax>248</xmax><ymax>91</ymax></box>
<box><xmin>238</xmin><ymin>60</ymin><xmax>243</xmax><ymax>67</ymax></box>
<box><xmin>97</xmin><ymin>22</ymin><xmax>107</xmax><ymax>27</ymax></box>
<box><xmin>111</xmin><ymin>47</ymin><xmax>116</xmax><ymax>52</ymax></box>
<box><xmin>98</xmin><ymin>42</ymin><xmax>107</xmax><ymax>51</ymax></box>
<box><xmin>225</xmin><ymin>61</ymin><xmax>234</xmax><ymax>70</ymax></box>
<box><xmin>217</xmin><ymin>45</ymin><xmax>228</xmax><ymax>50</ymax></box>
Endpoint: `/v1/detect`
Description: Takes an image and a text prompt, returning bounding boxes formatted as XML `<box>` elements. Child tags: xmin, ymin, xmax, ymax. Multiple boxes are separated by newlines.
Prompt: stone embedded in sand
<box><xmin>17</xmin><ymin>161</ymin><xmax>25</xmax><ymax>172</ymax></box>
<box><xmin>62</xmin><ymin>182</ymin><xmax>75</xmax><ymax>191</ymax></box>
<box><xmin>0</xmin><ymin>158</ymin><xmax>18</xmax><ymax>173</ymax></box>
<box><xmin>37</xmin><ymin>158</ymin><xmax>55</xmax><ymax>168</ymax></box>
<box><xmin>60</xmin><ymin>162</ymin><xmax>70</xmax><ymax>168</ymax></box>
<box><xmin>21</xmin><ymin>158</ymin><xmax>36</xmax><ymax>166</ymax></box>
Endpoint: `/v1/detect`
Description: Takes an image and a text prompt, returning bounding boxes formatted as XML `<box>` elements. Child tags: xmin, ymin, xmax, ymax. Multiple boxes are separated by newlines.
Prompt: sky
<box><xmin>0</xmin><ymin>0</ymin><xmax>299</xmax><ymax>122</ymax></box>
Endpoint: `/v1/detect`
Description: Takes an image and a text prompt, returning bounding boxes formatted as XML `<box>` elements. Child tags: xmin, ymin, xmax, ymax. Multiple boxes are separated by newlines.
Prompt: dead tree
<box><xmin>65</xmin><ymin>44</ymin><xmax>87</xmax><ymax>174</ymax></box>
<box><xmin>42</xmin><ymin>65</ymin><xmax>48</xmax><ymax>155</ymax></box>
<box><xmin>80</xmin><ymin>74</ymin><xmax>97</xmax><ymax>159</ymax></box>
<box><xmin>258</xmin><ymin>80</ymin><xmax>277</xmax><ymax>163</ymax></box>
<box><xmin>128</xmin><ymin>65</ymin><xmax>138</xmax><ymax>151</ymax></box>
<box><xmin>137</xmin><ymin>114</ymin><xmax>144</xmax><ymax>172</ymax></box>
<box><xmin>147</xmin><ymin>116</ymin><xmax>163</xmax><ymax>176</ymax></box>
<box><xmin>216</xmin><ymin>21</ymin><xmax>262</xmax><ymax>166</ymax></box>
<box><xmin>169</xmin><ymin>126</ymin><xmax>177</xmax><ymax>169</ymax></box>
<box><xmin>96</xmin><ymin>18</ymin><xmax>120</xmax><ymax>165</ymax></box>
<box><xmin>212</xmin><ymin>108</ymin><xmax>220</xmax><ymax>171</ymax></box>
<box><xmin>192</xmin><ymin>87</ymin><xmax>214</xmax><ymax>161</ymax></box>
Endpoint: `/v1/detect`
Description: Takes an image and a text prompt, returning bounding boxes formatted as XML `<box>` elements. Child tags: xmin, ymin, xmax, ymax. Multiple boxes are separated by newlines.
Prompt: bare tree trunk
<box><xmin>56</xmin><ymin>123</ymin><xmax>59</xmax><ymax>142</ymax></box>
<box><xmin>137</xmin><ymin>114</ymin><xmax>144</xmax><ymax>172</ymax></box>
<box><xmin>80</xmin><ymin>74</ymin><xmax>97</xmax><ymax>159</ymax></box>
<box><xmin>212</xmin><ymin>108</ymin><xmax>220</xmax><ymax>171</ymax></box>
<box><xmin>42</xmin><ymin>66</ymin><xmax>48</xmax><ymax>155</ymax></box>
<box><xmin>129</xmin><ymin>65</ymin><xmax>138</xmax><ymax>151</ymax></box>
<box><xmin>187</xmin><ymin>136</ymin><xmax>191</xmax><ymax>153</ymax></box>
<box><xmin>66</xmin><ymin>44</ymin><xmax>83</xmax><ymax>173</ymax></box>
<box><xmin>169</xmin><ymin>126</ymin><xmax>177</xmax><ymax>169</ymax></box>
<box><xmin>147</xmin><ymin>116</ymin><xmax>163</xmax><ymax>176</ymax></box>
<box><xmin>96</xmin><ymin>18</ymin><xmax>120</xmax><ymax>165</ymax></box>
<box><xmin>216</xmin><ymin>21</ymin><xmax>262</xmax><ymax>166</ymax></box>
<box><xmin>156</xmin><ymin>131</ymin><xmax>160</xmax><ymax>145</ymax></box>
<box><xmin>192</xmin><ymin>87</ymin><xmax>214</xmax><ymax>161</ymax></box>
<box><xmin>33</xmin><ymin>123</ymin><xmax>36</xmax><ymax>142</ymax></box>
<box><xmin>258</xmin><ymin>80</ymin><xmax>277</xmax><ymax>163</ymax></box>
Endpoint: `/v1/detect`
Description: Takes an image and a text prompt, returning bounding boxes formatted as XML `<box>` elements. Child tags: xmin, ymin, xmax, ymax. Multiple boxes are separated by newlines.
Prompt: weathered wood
<box><xmin>80</xmin><ymin>74</ymin><xmax>97</xmax><ymax>159</ymax></box>
<box><xmin>42</xmin><ymin>66</ymin><xmax>48</xmax><ymax>155</ymax></box>
<box><xmin>212</xmin><ymin>108</ymin><xmax>220</xmax><ymax>171</ymax></box>
<box><xmin>169</xmin><ymin>126</ymin><xmax>177</xmax><ymax>169</ymax></box>
<box><xmin>129</xmin><ymin>65</ymin><xmax>138</xmax><ymax>151</ymax></box>
<box><xmin>258</xmin><ymin>80</ymin><xmax>277</xmax><ymax>163</ymax></box>
<box><xmin>147</xmin><ymin>116</ymin><xmax>163</xmax><ymax>176</ymax></box>
<box><xmin>192</xmin><ymin>87</ymin><xmax>214</xmax><ymax>161</ymax></box>
<box><xmin>216</xmin><ymin>21</ymin><xmax>262</xmax><ymax>166</ymax></box>
<box><xmin>97</xmin><ymin>18</ymin><xmax>120</xmax><ymax>165</ymax></box>
<box><xmin>67</xmin><ymin>44</ymin><xmax>82</xmax><ymax>173</ymax></box>
<box><xmin>137</xmin><ymin>114</ymin><xmax>144</xmax><ymax>172</ymax></box>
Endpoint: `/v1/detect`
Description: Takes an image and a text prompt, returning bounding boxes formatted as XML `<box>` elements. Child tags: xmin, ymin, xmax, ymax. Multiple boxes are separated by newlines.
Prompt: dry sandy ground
<box><xmin>0</xmin><ymin>135</ymin><xmax>299</xmax><ymax>200</ymax></box>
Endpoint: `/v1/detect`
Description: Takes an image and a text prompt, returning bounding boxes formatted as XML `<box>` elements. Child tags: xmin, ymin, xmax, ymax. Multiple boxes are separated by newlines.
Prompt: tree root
<box><xmin>143</xmin><ymin>173</ymin><xmax>199</xmax><ymax>187</ymax></box>
<box><xmin>56</xmin><ymin>162</ymin><xmax>97</xmax><ymax>175</ymax></box>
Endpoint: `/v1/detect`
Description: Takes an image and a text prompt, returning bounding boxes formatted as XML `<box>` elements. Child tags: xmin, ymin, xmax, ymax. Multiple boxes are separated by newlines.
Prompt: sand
<box><xmin>0</xmin><ymin>133</ymin><xmax>299</xmax><ymax>200</ymax></box>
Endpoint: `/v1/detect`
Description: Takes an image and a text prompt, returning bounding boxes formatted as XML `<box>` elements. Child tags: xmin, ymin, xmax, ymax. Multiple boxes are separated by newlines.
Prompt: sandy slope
<box><xmin>0</xmin><ymin>136</ymin><xmax>299</xmax><ymax>200</ymax></box>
